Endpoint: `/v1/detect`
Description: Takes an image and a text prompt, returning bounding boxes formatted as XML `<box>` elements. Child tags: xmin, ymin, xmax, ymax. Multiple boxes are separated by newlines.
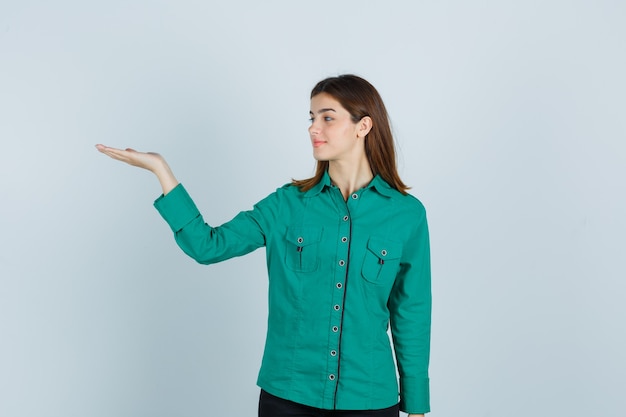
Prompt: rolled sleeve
<box><xmin>399</xmin><ymin>376</ymin><xmax>430</xmax><ymax>414</ymax></box>
<box><xmin>154</xmin><ymin>184</ymin><xmax>201</xmax><ymax>233</ymax></box>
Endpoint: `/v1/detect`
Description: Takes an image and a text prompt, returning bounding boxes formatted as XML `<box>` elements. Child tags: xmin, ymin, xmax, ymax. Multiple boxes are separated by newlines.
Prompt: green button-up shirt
<box><xmin>154</xmin><ymin>172</ymin><xmax>431</xmax><ymax>414</ymax></box>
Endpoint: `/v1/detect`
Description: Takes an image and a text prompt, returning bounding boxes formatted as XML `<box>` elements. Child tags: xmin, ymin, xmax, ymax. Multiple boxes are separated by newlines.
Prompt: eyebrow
<box><xmin>309</xmin><ymin>108</ymin><xmax>337</xmax><ymax>115</ymax></box>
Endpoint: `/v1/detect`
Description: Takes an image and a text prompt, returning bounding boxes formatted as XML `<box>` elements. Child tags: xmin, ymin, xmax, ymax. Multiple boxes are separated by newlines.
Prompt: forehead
<box><xmin>310</xmin><ymin>93</ymin><xmax>347</xmax><ymax>113</ymax></box>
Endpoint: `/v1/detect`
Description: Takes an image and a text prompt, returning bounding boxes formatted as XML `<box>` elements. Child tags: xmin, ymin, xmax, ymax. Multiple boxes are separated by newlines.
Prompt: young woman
<box><xmin>96</xmin><ymin>74</ymin><xmax>431</xmax><ymax>417</ymax></box>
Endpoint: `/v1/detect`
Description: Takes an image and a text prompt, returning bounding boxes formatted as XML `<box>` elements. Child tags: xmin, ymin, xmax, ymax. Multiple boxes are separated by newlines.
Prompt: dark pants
<box><xmin>258</xmin><ymin>390</ymin><xmax>400</xmax><ymax>417</ymax></box>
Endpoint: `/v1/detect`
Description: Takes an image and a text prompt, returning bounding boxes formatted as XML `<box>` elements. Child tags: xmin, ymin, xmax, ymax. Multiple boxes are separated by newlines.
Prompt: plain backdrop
<box><xmin>1</xmin><ymin>1</ymin><xmax>625</xmax><ymax>416</ymax></box>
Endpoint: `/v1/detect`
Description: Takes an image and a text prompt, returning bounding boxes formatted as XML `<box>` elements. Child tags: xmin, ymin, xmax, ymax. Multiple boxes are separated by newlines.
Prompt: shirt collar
<box><xmin>367</xmin><ymin>174</ymin><xmax>395</xmax><ymax>198</ymax></box>
<box><xmin>303</xmin><ymin>171</ymin><xmax>333</xmax><ymax>197</ymax></box>
<box><xmin>304</xmin><ymin>171</ymin><xmax>395</xmax><ymax>198</ymax></box>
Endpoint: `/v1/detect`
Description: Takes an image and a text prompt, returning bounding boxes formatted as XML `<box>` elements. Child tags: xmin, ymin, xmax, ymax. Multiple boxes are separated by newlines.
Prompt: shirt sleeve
<box><xmin>388</xmin><ymin>204</ymin><xmax>432</xmax><ymax>414</ymax></box>
<box><xmin>153</xmin><ymin>183</ymin><xmax>277</xmax><ymax>264</ymax></box>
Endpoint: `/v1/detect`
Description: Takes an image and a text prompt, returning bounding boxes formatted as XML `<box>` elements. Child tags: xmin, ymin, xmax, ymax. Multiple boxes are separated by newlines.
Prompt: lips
<box><xmin>312</xmin><ymin>140</ymin><xmax>326</xmax><ymax>148</ymax></box>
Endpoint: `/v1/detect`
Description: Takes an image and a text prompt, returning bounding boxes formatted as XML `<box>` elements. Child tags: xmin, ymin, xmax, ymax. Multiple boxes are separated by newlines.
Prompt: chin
<box><xmin>312</xmin><ymin>151</ymin><xmax>330</xmax><ymax>162</ymax></box>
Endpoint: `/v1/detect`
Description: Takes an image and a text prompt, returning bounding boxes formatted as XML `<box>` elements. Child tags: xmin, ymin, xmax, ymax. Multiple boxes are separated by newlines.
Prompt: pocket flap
<box><xmin>286</xmin><ymin>226</ymin><xmax>323</xmax><ymax>247</ymax></box>
<box><xmin>366</xmin><ymin>237</ymin><xmax>402</xmax><ymax>260</ymax></box>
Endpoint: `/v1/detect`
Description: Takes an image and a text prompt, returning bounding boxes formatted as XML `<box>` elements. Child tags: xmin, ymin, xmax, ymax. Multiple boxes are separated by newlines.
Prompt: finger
<box><xmin>99</xmin><ymin>147</ymin><xmax>132</xmax><ymax>162</ymax></box>
<box><xmin>95</xmin><ymin>144</ymin><xmax>118</xmax><ymax>154</ymax></box>
<box><xmin>96</xmin><ymin>144</ymin><xmax>123</xmax><ymax>154</ymax></box>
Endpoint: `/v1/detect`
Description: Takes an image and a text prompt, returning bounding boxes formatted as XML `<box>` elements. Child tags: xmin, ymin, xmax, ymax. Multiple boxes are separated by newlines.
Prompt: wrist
<box><xmin>152</xmin><ymin>160</ymin><xmax>178</xmax><ymax>195</ymax></box>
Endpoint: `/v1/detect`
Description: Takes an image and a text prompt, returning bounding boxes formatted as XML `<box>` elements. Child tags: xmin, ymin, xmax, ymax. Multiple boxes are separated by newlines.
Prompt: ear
<box><xmin>356</xmin><ymin>116</ymin><xmax>373</xmax><ymax>139</ymax></box>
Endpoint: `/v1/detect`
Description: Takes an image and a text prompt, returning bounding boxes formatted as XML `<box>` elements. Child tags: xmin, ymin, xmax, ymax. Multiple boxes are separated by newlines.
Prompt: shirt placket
<box><xmin>324</xmin><ymin>188</ymin><xmax>362</xmax><ymax>408</ymax></box>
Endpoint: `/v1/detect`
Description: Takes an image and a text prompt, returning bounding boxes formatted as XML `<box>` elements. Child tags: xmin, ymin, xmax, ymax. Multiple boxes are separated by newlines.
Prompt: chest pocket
<box><xmin>361</xmin><ymin>237</ymin><xmax>403</xmax><ymax>284</ymax></box>
<box><xmin>285</xmin><ymin>226</ymin><xmax>323</xmax><ymax>273</ymax></box>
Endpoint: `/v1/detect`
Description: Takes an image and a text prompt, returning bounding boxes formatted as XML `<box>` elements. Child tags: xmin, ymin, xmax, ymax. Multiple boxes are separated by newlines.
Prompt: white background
<box><xmin>1</xmin><ymin>1</ymin><xmax>625</xmax><ymax>416</ymax></box>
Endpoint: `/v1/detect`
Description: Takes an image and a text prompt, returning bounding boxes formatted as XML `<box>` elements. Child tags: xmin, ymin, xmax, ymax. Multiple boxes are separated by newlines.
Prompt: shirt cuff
<box><xmin>153</xmin><ymin>183</ymin><xmax>201</xmax><ymax>233</ymax></box>
<box><xmin>399</xmin><ymin>376</ymin><xmax>430</xmax><ymax>414</ymax></box>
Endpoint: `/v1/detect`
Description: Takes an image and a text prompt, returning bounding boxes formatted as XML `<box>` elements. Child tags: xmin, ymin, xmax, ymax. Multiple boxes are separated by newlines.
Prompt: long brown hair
<box><xmin>292</xmin><ymin>74</ymin><xmax>409</xmax><ymax>194</ymax></box>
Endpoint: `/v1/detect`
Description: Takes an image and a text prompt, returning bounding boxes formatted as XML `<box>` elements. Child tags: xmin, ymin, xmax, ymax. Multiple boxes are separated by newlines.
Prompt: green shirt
<box><xmin>154</xmin><ymin>172</ymin><xmax>431</xmax><ymax>414</ymax></box>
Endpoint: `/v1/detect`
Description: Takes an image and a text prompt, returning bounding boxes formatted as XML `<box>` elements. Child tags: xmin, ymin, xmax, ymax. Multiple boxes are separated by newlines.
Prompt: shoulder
<box><xmin>254</xmin><ymin>183</ymin><xmax>302</xmax><ymax>206</ymax></box>
<box><xmin>387</xmin><ymin>189</ymin><xmax>427</xmax><ymax>217</ymax></box>
<box><xmin>380</xmin><ymin>190</ymin><xmax>428</xmax><ymax>235</ymax></box>
<box><xmin>372</xmin><ymin>176</ymin><xmax>426</xmax><ymax>216</ymax></box>
<box><xmin>277</xmin><ymin>182</ymin><xmax>303</xmax><ymax>196</ymax></box>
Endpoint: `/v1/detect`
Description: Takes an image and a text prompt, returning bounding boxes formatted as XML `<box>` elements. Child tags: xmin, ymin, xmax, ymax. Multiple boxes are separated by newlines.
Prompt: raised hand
<box><xmin>95</xmin><ymin>144</ymin><xmax>168</xmax><ymax>172</ymax></box>
<box><xmin>95</xmin><ymin>144</ymin><xmax>179</xmax><ymax>195</ymax></box>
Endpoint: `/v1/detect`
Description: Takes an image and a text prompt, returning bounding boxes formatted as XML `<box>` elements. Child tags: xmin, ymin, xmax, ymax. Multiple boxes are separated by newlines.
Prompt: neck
<box><xmin>328</xmin><ymin>157</ymin><xmax>373</xmax><ymax>201</ymax></box>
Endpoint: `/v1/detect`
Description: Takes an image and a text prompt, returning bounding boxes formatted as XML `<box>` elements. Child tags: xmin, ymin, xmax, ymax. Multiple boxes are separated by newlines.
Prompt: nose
<box><xmin>309</xmin><ymin>121</ymin><xmax>320</xmax><ymax>136</ymax></box>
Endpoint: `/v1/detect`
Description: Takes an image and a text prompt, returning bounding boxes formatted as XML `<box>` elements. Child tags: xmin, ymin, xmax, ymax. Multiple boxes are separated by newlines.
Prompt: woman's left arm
<box><xmin>388</xmin><ymin>203</ymin><xmax>432</xmax><ymax>415</ymax></box>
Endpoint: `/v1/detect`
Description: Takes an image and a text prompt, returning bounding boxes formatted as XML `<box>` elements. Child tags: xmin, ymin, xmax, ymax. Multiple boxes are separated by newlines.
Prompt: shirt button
<box><xmin>334</xmin><ymin>304</ymin><xmax>341</xmax><ymax>311</ymax></box>
<box><xmin>341</xmin><ymin>237</ymin><xmax>348</xmax><ymax>243</ymax></box>
<box><xmin>330</xmin><ymin>350</ymin><xmax>337</xmax><ymax>356</ymax></box>
<box><xmin>381</xmin><ymin>249</ymin><xmax>387</xmax><ymax>256</ymax></box>
<box><xmin>329</xmin><ymin>374</ymin><xmax>336</xmax><ymax>381</ymax></box>
<box><xmin>338</xmin><ymin>260</ymin><xmax>345</xmax><ymax>267</ymax></box>
<box><xmin>343</xmin><ymin>215</ymin><xmax>349</xmax><ymax>221</ymax></box>
<box><xmin>351</xmin><ymin>193</ymin><xmax>359</xmax><ymax>199</ymax></box>
<box><xmin>297</xmin><ymin>237</ymin><xmax>304</xmax><ymax>244</ymax></box>
<box><xmin>332</xmin><ymin>326</ymin><xmax>339</xmax><ymax>332</ymax></box>
<box><xmin>336</xmin><ymin>282</ymin><xmax>342</xmax><ymax>289</ymax></box>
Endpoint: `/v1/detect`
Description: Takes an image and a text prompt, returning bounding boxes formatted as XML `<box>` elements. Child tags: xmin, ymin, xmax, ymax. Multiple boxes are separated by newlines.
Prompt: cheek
<box><xmin>340</xmin><ymin>125</ymin><xmax>358</xmax><ymax>141</ymax></box>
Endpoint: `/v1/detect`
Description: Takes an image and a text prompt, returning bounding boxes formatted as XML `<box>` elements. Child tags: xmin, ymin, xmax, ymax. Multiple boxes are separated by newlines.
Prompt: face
<box><xmin>308</xmin><ymin>93</ymin><xmax>370</xmax><ymax>163</ymax></box>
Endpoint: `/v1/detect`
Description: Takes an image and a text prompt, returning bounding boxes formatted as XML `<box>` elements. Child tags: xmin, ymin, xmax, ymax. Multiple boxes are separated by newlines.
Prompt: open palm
<box><xmin>95</xmin><ymin>144</ymin><xmax>165</xmax><ymax>172</ymax></box>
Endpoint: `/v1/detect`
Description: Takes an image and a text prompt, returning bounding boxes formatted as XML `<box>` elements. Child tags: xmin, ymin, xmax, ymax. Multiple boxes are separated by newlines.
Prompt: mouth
<box><xmin>312</xmin><ymin>140</ymin><xmax>326</xmax><ymax>148</ymax></box>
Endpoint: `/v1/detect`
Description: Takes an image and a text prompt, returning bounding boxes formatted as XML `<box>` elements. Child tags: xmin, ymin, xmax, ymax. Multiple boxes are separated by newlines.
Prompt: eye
<box><xmin>324</xmin><ymin>116</ymin><xmax>333</xmax><ymax>122</ymax></box>
<box><xmin>308</xmin><ymin>117</ymin><xmax>315</xmax><ymax>123</ymax></box>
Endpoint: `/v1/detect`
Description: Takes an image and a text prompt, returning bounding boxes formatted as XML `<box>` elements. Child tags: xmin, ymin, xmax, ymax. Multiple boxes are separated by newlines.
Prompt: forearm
<box><xmin>154</xmin><ymin>185</ymin><xmax>269</xmax><ymax>264</ymax></box>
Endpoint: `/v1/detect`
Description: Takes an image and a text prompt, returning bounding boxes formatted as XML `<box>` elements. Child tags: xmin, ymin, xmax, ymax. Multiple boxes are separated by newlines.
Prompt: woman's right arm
<box><xmin>96</xmin><ymin>144</ymin><xmax>277</xmax><ymax>264</ymax></box>
<box><xmin>95</xmin><ymin>144</ymin><xmax>179</xmax><ymax>195</ymax></box>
